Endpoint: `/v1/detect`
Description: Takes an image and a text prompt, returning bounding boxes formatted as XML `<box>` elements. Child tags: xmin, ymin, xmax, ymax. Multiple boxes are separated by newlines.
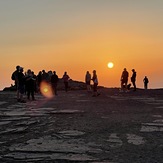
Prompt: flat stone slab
<box><xmin>9</xmin><ymin>135</ymin><xmax>101</xmax><ymax>156</ymax></box>
<box><xmin>58</xmin><ymin>130</ymin><xmax>85</xmax><ymax>136</ymax></box>
<box><xmin>0</xmin><ymin>127</ymin><xmax>28</xmax><ymax>134</ymax></box>
<box><xmin>140</xmin><ymin>126</ymin><xmax>163</xmax><ymax>132</ymax></box>
<box><xmin>107</xmin><ymin>133</ymin><xmax>123</xmax><ymax>147</ymax></box>
<box><xmin>0</xmin><ymin>121</ymin><xmax>11</xmax><ymax>126</ymax></box>
<box><xmin>127</xmin><ymin>134</ymin><xmax>145</xmax><ymax>145</ymax></box>
<box><xmin>0</xmin><ymin>101</ymin><xmax>8</xmax><ymax>105</ymax></box>
<box><xmin>4</xmin><ymin>152</ymin><xmax>96</xmax><ymax>161</ymax></box>
<box><xmin>50</xmin><ymin>110</ymin><xmax>84</xmax><ymax>114</ymax></box>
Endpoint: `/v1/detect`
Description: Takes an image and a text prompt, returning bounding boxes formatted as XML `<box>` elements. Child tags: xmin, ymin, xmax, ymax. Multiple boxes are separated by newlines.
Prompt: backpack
<box><xmin>11</xmin><ymin>72</ymin><xmax>15</xmax><ymax>80</ymax></box>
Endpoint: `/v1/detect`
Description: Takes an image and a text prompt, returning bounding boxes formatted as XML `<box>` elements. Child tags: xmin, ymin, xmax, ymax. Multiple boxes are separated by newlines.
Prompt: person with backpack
<box><xmin>120</xmin><ymin>68</ymin><xmax>129</xmax><ymax>92</ymax></box>
<box><xmin>11</xmin><ymin>65</ymin><xmax>20</xmax><ymax>101</ymax></box>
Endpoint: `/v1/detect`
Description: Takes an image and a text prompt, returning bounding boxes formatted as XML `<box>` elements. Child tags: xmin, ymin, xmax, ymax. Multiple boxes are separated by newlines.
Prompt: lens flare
<box><xmin>40</xmin><ymin>81</ymin><xmax>54</xmax><ymax>98</ymax></box>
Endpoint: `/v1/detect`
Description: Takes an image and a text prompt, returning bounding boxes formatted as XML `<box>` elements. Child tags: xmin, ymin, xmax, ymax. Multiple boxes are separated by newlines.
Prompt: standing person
<box><xmin>120</xmin><ymin>68</ymin><xmax>129</xmax><ymax>92</ymax></box>
<box><xmin>36</xmin><ymin>71</ymin><xmax>42</xmax><ymax>93</ymax></box>
<box><xmin>131</xmin><ymin>69</ymin><xmax>137</xmax><ymax>91</ymax></box>
<box><xmin>143</xmin><ymin>76</ymin><xmax>149</xmax><ymax>90</ymax></box>
<box><xmin>42</xmin><ymin>70</ymin><xmax>49</xmax><ymax>82</ymax></box>
<box><xmin>62</xmin><ymin>72</ymin><xmax>70</xmax><ymax>92</ymax></box>
<box><xmin>11</xmin><ymin>65</ymin><xmax>20</xmax><ymax>101</ymax></box>
<box><xmin>47</xmin><ymin>70</ymin><xmax>53</xmax><ymax>83</ymax></box>
<box><xmin>25</xmin><ymin>69</ymin><xmax>36</xmax><ymax>100</ymax></box>
<box><xmin>85</xmin><ymin>71</ymin><xmax>91</xmax><ymax>92</ymax></box>
<box><xmin>32</xmin><ymin>71</ymin><xmax>37</xmax><ymax>93</ymax></box>
<box><xmin>17</xmin><ymin>67</ymin><xmax>26</xmax><ymax>102</ymax></box>
<box><xmin>51</xmin><ymin>71</ymin><xmax>59</xmax><ymax>95</ymax></box>
<box><xmin>92</xmin><ymin>70</ymin><xmax>100</xmax><ymax>97</ymax></box>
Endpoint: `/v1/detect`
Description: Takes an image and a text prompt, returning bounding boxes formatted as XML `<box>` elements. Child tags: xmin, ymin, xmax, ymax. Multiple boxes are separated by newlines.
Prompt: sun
<box><xmin>108</xmin><ymin>62</ymin><xmax>114</xmax><ymax>68</ymax></box>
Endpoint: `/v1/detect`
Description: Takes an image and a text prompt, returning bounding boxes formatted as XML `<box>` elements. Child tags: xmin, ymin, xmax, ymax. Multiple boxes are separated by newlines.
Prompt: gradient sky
<box><xmin>0</xmin><ymin>0</ymin><xmax>163</xmax><ymax>90</ymax></box>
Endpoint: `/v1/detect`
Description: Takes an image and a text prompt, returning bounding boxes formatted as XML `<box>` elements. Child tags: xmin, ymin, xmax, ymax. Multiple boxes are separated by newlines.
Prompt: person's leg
<box><xmin>16</xmin><ymin>82</ymin><xmax>20</xmax><ymax>100</ymax></box>
<box><xmin>54</xmin><ymin>83</ymin><xmax>57</xmax><ymax>95</ymax></box>
<box><xmin>145</xmin><ymin>84</ymin><xmax>147</xmax><ymax>90</ymax></box>
<box><xmin>133</xmin><ymin>81</ymin><xmax>136</xmax><ymax>91</ymax></box>
<box><xmin>92</xmin><ymin>84</ymin><xmax>96</xmax><ymax>96</ymax></box>
<box><xmin>19</xmin><ymin>85</ymin><xmax>26</xmax><ymax>102</ymax></box>
<box><xmin>27</xmin><ymin>89</ymin><xmax>30</xmax><ymax>100</ymax></box>
<box><xmin>92</xmin><ymin>84</ymin><xmax>99</xmax><ymax>96</ymax></box>
<box><xmin>65</xmin><ymin>82</ymin><xmax>68</xmax><ymax>92</ymax></box>
<box><xmin>31</xmin><ymin>89</ymin><xmax>35</xmax><ymax>100</ymax></box>
<box><xmin>125</xmin><ymin>82</ymin><xmax>128</xmax><ymax>91</ymax></box>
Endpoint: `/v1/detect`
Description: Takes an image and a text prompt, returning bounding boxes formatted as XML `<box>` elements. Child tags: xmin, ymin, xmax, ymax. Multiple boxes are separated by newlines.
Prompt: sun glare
<box><xmin>40</xmin><ymin>81</ymin><xmax>54</xmax><ymax>98</ymax></box>
<box><xmin>108</xmin><ymin>62</ymin><xmax>114</xmax><ymax>68</ymax></box>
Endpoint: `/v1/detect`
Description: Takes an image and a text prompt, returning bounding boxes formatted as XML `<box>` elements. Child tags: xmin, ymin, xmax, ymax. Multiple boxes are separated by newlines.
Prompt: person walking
<box><xmin>85</xmin><ymin>71</ymin><xmax>91</xmax><ymax>92</ymax></box>
<box><xmin>92</xmin><ymin>70</ymin><xmax>100</xmax><ymax>97</ymax></box>
<box><xmin>62</xmin><ymin>72</ymin><xmax>70</xmax><ymax>92</ymax></box>
<box><xmin>51</xmin><ymin>71</ymin><xmax>59</xmax><ymax>95</ymax></box>
<box><xmin>120</xmin><ymin>68</ymin><xmax>129</xmax><ymax>92</ymax></box>
<box><xmin>131</xmin><ymin>69</ymin><xmax>137</xmax><ymax>91</ymax></box>
<box><xmin>143</xmin><ymin>76</ymin><xmax>149</xmax><ymax>90</ymax></box>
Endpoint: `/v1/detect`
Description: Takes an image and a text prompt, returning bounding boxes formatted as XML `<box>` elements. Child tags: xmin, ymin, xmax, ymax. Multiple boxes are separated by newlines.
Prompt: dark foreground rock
<box><xmin>0</xmin><ymin>88</ymin><xmax>163</xmax><ymax>162</ymax></box>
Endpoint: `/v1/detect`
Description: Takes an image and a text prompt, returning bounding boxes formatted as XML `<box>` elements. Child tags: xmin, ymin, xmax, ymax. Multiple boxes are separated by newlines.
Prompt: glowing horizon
<box><xmin>0</xmin><ymin>0</ymin><xmax>163</xmax><ymax>90</ymax></box>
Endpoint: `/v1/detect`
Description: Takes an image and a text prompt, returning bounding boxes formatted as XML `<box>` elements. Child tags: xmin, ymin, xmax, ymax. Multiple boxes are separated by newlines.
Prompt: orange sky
<box><xmin>0</xmin><ymin>0</ymin><xmax>163</xmax><ymax>90</ymax></box>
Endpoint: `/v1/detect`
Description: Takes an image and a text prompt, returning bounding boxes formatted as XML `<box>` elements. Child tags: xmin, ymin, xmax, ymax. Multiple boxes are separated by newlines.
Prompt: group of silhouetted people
<box><xmin>85</xmin><ymin>70</ymin><xmax>100</xmax><ymax>97</ymax></box>
<box><xmin>12</xmin><ymin>65</ymin><xmax>150</xmax><ymax>102</ymax></box>
<box><xmin>12</xmin><ymin>66</ymin><xmax>37</xmax><ymax>102</ymax></box>
<box><xmin>120</xmin><ymin>68</ymin><xmax>149</xmax><ymax>92</ymax></box>
<box><xmin>11</xmin><ymin>65</ymin><xmax>72</xmax><ymax>102</ymax></box>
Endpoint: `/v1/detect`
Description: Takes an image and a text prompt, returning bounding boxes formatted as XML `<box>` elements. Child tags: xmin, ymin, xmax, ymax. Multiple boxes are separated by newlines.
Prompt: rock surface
<box><xmin>0</xmin><ymin>88</ymin><xmax>163</xmax><ymax>162</ymax></box>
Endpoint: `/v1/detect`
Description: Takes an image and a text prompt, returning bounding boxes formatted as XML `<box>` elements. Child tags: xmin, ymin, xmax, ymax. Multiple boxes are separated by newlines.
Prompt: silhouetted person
<box><xmin>25</xmin><ymin>69</ymin><xmax>36</xmax><ymax>100</ymax></box>
<box><xmin>11</xmin><ymin>65</ymin><xmax>20</xmax><ymax>101</ymax></box>
<box><xmin>51</xmin><ymin>71</ymin><xmax>59</xmax><ymax>95</ymax></box>
<box><xmin>36</xmin><ymin>71</ymin><xmax>42</xmax><ymax>93</ymax></box>
<box><xmin>17</xmin><ymin>67</ymin><xmax>26</xmax><ymax>102</ymax></box>
<box><xmin>131</xmin><ymin>69</ymin><xmax>136</xmax><ymax>91</ymax></box>
<box><xmin>47</xmin><ymin>70</ymin><xmax>53</xmax><ymax>83</ymax></box>
<box><xmin>92</xmin><ymin>70</ymin><xmax>100</xmax><ymax>97</ymax></box>
<box><xmin>42</xmin><ymin>70</ymin><xmax>49</xmax><ymax>82</ymax></box>
<box><xmin>32</xmin><ymin>71</ymin><xmax>37</xmax><ymax>93</ymax></box>
<box><xmin>62</xmin><ymin>72</ymin><xmax>70</xmax><ymax>92</ymax></box>
<box><xmin>120</xmin><ymin>68</ymin><xmax>129</xmax><ymax>92</ymax></box>
<box><xmin>85</xmin><ymin>71</ymin><xmax>91</xmax><ymax>92</ymax></box>
<box><xmin>143</xmin><ymin>76</ymin><xmax>149</xmax><ymax>90</ymax></box>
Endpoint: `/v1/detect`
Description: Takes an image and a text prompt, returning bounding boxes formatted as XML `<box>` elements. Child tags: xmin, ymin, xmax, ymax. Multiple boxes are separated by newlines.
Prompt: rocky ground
<box><xmin>0</xmin><ymin>88</ymin><xmax>163</xmax><ymax>163</ymax></box>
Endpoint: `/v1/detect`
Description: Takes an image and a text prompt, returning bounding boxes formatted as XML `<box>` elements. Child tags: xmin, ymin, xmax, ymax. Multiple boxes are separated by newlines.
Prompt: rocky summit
<box><xmin>0</xmin><ymin>88</ymin><xmax>163</xmax><ymax>162</ymax></box>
